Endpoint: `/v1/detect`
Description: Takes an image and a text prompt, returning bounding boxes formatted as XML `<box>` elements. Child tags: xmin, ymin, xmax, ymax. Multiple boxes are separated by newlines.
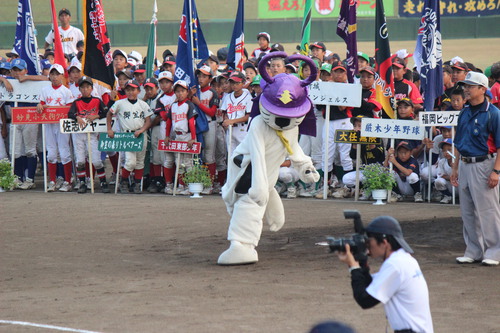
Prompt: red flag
<box><xmin>49</xmin><ymin>0</ymin><xmax>69</xmax><ymax>84</ymax></box>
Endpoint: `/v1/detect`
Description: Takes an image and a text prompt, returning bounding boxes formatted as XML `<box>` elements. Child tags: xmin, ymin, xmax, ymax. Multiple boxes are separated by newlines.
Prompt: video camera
<box><xmin>327</xmin><ymin>210</ymin><xmax>368</xmax><ymax>266</ymax></box>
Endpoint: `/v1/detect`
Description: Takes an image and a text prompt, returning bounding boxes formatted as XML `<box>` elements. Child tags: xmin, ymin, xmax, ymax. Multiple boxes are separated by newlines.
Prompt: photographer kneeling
<box><xmin>337</xmin><ymin>216</ymin><xmax>433</xmax><ymax>333</ymax></box>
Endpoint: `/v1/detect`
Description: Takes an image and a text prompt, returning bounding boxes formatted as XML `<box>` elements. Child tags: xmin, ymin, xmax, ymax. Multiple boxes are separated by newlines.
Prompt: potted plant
<box><xmin>361</xmin><ymin>163</ymin><xmax>396</xmax><ymax>205</ymax></box>
<box><xmin>0</xmin><ymin>159</ymin><xmax>17</xmax><ymax>192</ymax></box>
<box><xmin>182</xmin><ymin>158</ymin><xmax>212</xmax><ymax>198</ymax></box>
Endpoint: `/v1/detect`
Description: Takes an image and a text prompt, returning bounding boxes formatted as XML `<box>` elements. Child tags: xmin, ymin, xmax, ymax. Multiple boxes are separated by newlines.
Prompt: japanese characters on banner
<box><xmin>307</xmin><ymin>81</ymin><xmax>362</xmax><ymax>107</ymax></box>
<box><xmin>59</xmin><ymin>118</ymin><xmax>113</xmax><ymax>133</ymax></box>
<box><xmin>11</xmin><ymin>106</ymin><xmax>69</xmax><ymax>124</ymax></box>
<box><xmin>259</xmin><ymin>0</ymin><xmax>395</xmax><ymax>19</ymax></box>
<box><xmin>419</xmin><ymin>111</ymin><xmax>460</xmax><ymax>127</ymax></box>
<box><xmin>334</xmin><ymin>130</ymin><xmax>382</xmax><ymax>144</ymax></box>
<box><xmin>361</xmin><ymin>118</ymin><xmax>425</xmax><ymax>140</ymax></box>
<box><xmin>158</xmin><ymin>140</ymin><xmax>202</xmax><ymax>154</ymax></box>
<box><xmin>0</xmin><ymin>80</ymin><xmax>51</xmax><ymax>103</ymax></box>
<box><xmin>98</xmin><ymin>133</ymin><xmax>144</xmax><ymax>152</ymax></box>
<box><xmin>399</xmin><ymin>0</ymin><xmax>500</xmax><ymax>16</ymax></box>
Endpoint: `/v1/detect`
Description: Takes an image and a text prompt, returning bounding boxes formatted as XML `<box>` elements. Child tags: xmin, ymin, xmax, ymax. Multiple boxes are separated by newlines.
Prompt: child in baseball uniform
<box><xmin>67</xmin><ymin>76</ymin><xmax>110</xmax><ymax>193</ymax></box>
<box><xmin>36</xmin><ymin>64</ymin><xmax>74</xmax><ymax>192</ymax></box>
<box><xmin>221</xmin><ymin>72</ymin><xmax>252</xmax><ymax>154</ymax></box>
<box><xmin>164</xmin><ymin>80</ymin><xmax>198</xmax><ymax>195</ymax></box>
<box><xmin>191</xmin><ymin>65</ymin><xmax>219</xmax><ymax>194</ymax></box>
<box><xmin>434</xmin><ymin>138</ymin><xmax>455</xmax><ymax>204</ymax></box>
<box><xmin>154</xmin><ymin>71</ymin><xmax>176</xmax><ymax>193</ymax></box>
<box><xmin>107</xmin><ymin>79</ymin><xmax>152</xmax><ymax>194</ymax></box>
<box><xmin>143</xmin><ymin>77</ymin><xmax>162</xmax><ymax>193</ymax></box>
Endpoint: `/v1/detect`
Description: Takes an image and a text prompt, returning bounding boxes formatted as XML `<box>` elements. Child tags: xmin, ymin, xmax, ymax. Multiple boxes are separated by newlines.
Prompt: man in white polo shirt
<box><xmin>44</xmin><ymin>8</ymin><xmax>84</xmax><ymax>57</ymax></box>
<box><xmin>337</xmin><ymin>216</ymin><xmax>434</xmax><ymax>333</ymax></box>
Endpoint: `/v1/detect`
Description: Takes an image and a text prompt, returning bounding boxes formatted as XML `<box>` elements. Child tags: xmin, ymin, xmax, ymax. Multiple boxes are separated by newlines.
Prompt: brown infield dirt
<box><xmin>1</xmin><ymin>192</ymin><xmax>499</xmax><ymax>333</ymax></box>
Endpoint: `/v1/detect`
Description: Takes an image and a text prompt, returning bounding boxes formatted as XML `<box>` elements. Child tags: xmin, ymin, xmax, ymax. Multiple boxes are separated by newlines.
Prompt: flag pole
<box><xmin>28</xmin><ymin>0</ymin><xmax>41</xmax><ymax>75</ymax></box>
<box><xmin>188</xmin><ymin>0</ymin><xmax>196</xmax><ymax>84</ymax></box>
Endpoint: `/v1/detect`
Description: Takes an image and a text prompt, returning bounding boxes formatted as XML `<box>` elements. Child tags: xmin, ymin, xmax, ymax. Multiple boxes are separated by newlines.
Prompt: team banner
<box><xmin>158</xmin><ymin>140</ymin><xmax>202</xmax><ymax>154</ymax></box>
<box><xmin>82</xmin><ymin>0</ymin><xmax>115</xmax><ymax>90</ymax></box>
<box><xmin>98</xmin><ymin>133</ymin><xmax>144</xmax><ymax>152</ymax></box>
<box><xmin>334</xmin><ymin>130</ymin><xmax>381</xmax><ymax>144</ymax></box>
<box><xmin>419</xmin><ymin>111</ymin><xmax>460</xmax><ymax>127</ymax></box>
<box><xmin>0</xmin><ymin>80</ymin><xmax>50</xmax><ymax>103</ymax></box>
<box><xmin>374</xmin><ymin>0</ymin><xmax>395</xmax><ymax>119</ymax></box>
<box><xmin>13</xmin><ymin>0</ymin><xmax>40</xmax><ymax>75</ymax></box>
<box><xmin>336</xmin><ymin>0</ymin><xmax>358</xmax><ymax>83</ymax></box>
<box><xmin>414</xmin><ymin>0</ymin><xmax>443</xmax><ymax>112</ymax></box>
<box><xmin>361</xmin><ymin>118</ymin><xmax>425</xmax><ymax>140</ymax></box>
<box><xmin>308</xmin><ymin>81</ymin><xmax>362</xmax><ymax>107</ymax></box>
<box><xmin>59</xmin><ymin>118</ymin><xmax>112</xmax><ymax>133</ymax></box>
<box><xmin>400</xmin><ymin>0</ymin><xmax>500</xmax><ymax>17</ymax></box>
<box><xmin>258</xmin><ymin>0</ymin><xmax>395</xmax><ymax>19</ymax></box>
<box><xmin>227</xmin><ymin>0</ymin><xmax>245</xmax><ymax>71</ymax></box>
<box><xmin>11</xmin><ymin>106</ymin><xmax>69</xmax><ymax>124</ymax></box>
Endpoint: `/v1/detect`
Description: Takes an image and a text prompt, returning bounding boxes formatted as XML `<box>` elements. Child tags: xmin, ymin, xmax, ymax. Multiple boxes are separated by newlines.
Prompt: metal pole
<box><xmin>173</xmin><ymin>152</ymin><xmax>181</xmax><ymax>196</ymax></box>
<box><xmin>428</xmin><ymin>130</ymin><xmax>432</xmax><ymax>203</ymax></box>
<box><xmin>322</xmin><ymin>105</ymin><xmax>331</xmax><ymax>200</ymax></box>
<box><xmin>88</xmin><ymin>133</ymin><xmax>94</xmax><ymax>193</ymax></box>
<box><xmin>354</xmin><ymin>143</ymin><xmax>361</xmax><ymax>201</ymax></box>
<box><xmin>114</xmin><ymin>152</ymin><xmax>121</xmax><ymax>194</ymax></box>
<box><xmin>42</xmin><ymin>124</ymin><xmax>47</xmax><ymax>192</ymax></box>
<box><xmin>452</xmin><ymin>127</ymin><xmax>456</xmax><ymax>205</ymax></box>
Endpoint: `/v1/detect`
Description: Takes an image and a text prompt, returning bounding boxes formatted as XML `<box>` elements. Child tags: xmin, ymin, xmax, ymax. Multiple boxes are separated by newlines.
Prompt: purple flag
<box><xmin>336</xmin><ymin>0</ymin><xmax>358</xmax><ymax>83</ymax></box>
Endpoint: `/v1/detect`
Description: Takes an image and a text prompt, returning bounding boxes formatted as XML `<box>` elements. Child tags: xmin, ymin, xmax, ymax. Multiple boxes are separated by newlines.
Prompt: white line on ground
<box><xmin>0</xmin><ymin>320</ymin><xmax>104</xmax><ymax>333</ymax></box>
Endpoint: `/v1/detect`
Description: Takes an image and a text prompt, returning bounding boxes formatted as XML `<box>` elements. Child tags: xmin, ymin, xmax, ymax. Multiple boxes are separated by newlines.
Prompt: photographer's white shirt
<box><xmin>367</xmin><ymin>248</ymin><xmax>434</xmax><ymax>333</ymax></box>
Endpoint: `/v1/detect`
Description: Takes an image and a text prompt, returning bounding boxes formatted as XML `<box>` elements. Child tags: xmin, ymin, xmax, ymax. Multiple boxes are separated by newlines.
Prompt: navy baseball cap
<box><xmin>310</xmin><ymin>42</ymin><xmax>326</xmax><ymax>51</ymax></box>
<box><xmin>40</xmin><ymin>59</ymin><xmax>51</xmax><ymax>70</ymax></box>
<box><xmin>133</xmin><ymin>64</ymin><xmax>146</xmax><ymax>74</ymax></box>
<box><xmin>11</xmin><ymin>59</ymin><xmax>27</xmax><ymax>70</ymax></box>
<box><xmin>144</xmin><ymin>77</ymin><xmax>158</xmax><ymax>88</ymax></box>
<box><xmin>125</xmin><ymin>79</ymin><xmax>140</xmax><ymax>89</ymax></box>
<box><xmin>365</xmin><ymin>216</ymin><xmax>414</xmax><ymax>254</ymax></box>
<box><xmin>78</xmin><ymin>76</ymin><xmax>93</xmax><ymax>86</ymax></box>
<box><xmin>59</xmin><ymin>8</ymin><xmax>71</xmax><ymax>16</ymax></box>
<box><xmin>309</xmin><ymin>321</ymin><xmax>355</xmax><ymax>333</ymax></box>
<box><xmin>116</xmin><ymin>69</ymin><xmax>133</xmax><ymax>79</ymax></box>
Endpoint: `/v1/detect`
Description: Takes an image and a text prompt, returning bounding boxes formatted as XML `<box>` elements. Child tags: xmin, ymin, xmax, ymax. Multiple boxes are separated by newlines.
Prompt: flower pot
<box><xmin>371</xmin><ymin>189</ymin><xmax>388</xmax><ymax>205</ymax></box>
<box><xmin>188</xmin><ymin>183</ymin><xmax>204</xmax><ymax>198</ymax></box>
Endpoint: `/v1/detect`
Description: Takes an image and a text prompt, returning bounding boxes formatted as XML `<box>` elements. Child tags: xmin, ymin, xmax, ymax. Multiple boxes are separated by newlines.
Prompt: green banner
<box><xmin>98</xmin><ymin>133</ymin><xmax>144</xmax><ymax>152</ymax></box>
<box><xmin>259</xmin><ymin>0</ymin><xmax>394</xmax><ymax>19</ymax></box>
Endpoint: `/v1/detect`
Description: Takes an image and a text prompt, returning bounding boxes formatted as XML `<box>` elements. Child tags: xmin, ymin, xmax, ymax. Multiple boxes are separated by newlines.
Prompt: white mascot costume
<box><xmin>218</xmin><ymin>52</ymin><xmax>320</xmax><ymax>265</ymax></box>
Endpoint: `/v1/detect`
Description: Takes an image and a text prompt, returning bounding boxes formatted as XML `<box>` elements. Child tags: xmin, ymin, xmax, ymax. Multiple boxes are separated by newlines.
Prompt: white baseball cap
<box><xmin>67</xmin><ymin>62</ymin><xmax>82</xmax><ymax>72</ymax></box>
<box><xmin>158</xmin><ymin>71</ymin><xmax>174</xmax><ymax>82</ymax></box>
<box><xmin>173</xmin><ymin>80</ymin><xmax>189</xmax><ymax>90</ymax></box>
<box><xmin>395</xmin><ymin>49</ymin><xmax>413</xmax><ymax>59</ymax></box>
<box><xmin>49</xmin><ymin>63</ymin><xmax>65</xmax><ymax>75</ymax></box>
<box><xmin>459</xmin><ymin>71</ymin><xmax>488</xmax><ymax>88</ymax></box>
<box><xmin>128</xmin><ymin>50</ymin><xmax>143</xmax><ymax>64</ymax></box>
<box><xmin>127</xmin><ymin>58</ymin><xmax>137</xmax><ymax>67</ymax></box>
<box><xmin>195</xmin><ymin>65</ymin><xmax>212</xmax><ymax>77</ymax></box>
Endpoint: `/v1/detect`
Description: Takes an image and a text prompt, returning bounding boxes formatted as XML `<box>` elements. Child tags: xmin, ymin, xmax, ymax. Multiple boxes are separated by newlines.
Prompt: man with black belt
<box><xmin>337</xmin><ymin>216</ymin><xmax>434</xmax><ymax>333</ymax></box>
<box><xmin>451</xmin><ymin>71</ymin><xmax>500</xmax><ymax>266</ymax></box>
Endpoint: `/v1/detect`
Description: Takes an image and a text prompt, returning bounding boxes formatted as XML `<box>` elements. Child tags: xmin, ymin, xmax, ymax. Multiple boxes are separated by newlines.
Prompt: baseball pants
<box><xmin>45</xmin><ymin>123</ymin><xmax>71</xmax><ymax>164</ymax></box>
<box><xmin>163</xmin><ymin>132</ymin><xmax>193</xmax><ymax>172</ymax></box>
<box><xmin>458</xmin><ymin>158</ymin><xmax>500</xmax><ymax>261</ymax></box>
<box><xmin>322</xmin><ymin>118</ymin><xmax>353</xmax><ymax>172</ymax></box>
<box><xmin>150</xmin><ymin>123</ymin><xmax>166</xmax><ymax>166</ymax></box>
<box><xmin>298</xmin><ymin>109</ymin><xmax>324</xmax><ymax>170</ymax></box>
<box><xmin>72</xmin><ymin>133</ymin><xmax>103</xmax><ymax>169</ymax></box>
<box><xmin>124</xmin><ymin>134</ymin><xmax>148</xmax><ymax>172</ymax></box>
<box><xmin>215</xmin><ymin>123</ymin><xmax>227</xmax><ymax>172</ymax></box>
<box><xmin>393</xmin><ymin>171</ymin><xmax>420</xmax><ymax>196</ymax></box>
<box><xmin>12</xmin><ymin>124</ymin><xmax>38</xmax><ymax>159</ymax></box>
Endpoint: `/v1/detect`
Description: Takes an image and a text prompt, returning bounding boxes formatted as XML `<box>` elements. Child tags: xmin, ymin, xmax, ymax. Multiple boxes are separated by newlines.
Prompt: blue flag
<box><xmin>175</xmin><ymin>0</ymin><xmax>210</xmax><ymax>138</ymax></box>
<box><xmin>175</xmin><ymin>0</ymin><xmax>209</xmax><ymax>87</ymax></box>
<box><xmin>13</xmin><ymin>0</ymin><xmax>40</xmax><ymax>75</ymax></box>
<box><xmin>414</xmin><ymin>0</ymin><xmax>443</xmax><ymax>111</ymax></box>
<box><xmin>227</xmin><ymin>0</ymin><xmax>245</xmax><ymax>71</ymax></box>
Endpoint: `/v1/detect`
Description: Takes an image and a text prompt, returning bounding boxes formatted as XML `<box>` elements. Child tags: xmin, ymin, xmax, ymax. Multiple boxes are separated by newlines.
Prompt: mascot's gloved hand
<box><xmin>295</xmin><ymin>161</ymin><xmax>320</xmax><ymax>184</ymax></box>
<box><xmin>248</xmin><ymin>186</ymin><xmax>270</xmax><ymax>206</ymax></box>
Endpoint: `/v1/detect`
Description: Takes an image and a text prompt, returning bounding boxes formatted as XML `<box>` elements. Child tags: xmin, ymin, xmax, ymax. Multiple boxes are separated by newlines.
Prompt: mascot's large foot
<box><xmin>217</xmin><ymin>241</ymin><xmax>258</xmax><ymax>266</ymax></box>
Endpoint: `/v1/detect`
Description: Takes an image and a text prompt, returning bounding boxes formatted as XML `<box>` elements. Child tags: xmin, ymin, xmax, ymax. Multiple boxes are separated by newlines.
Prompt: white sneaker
<box><xmin>109</xmin><ymin>172</ymin><xmax>117</xmax><ymax>185</ymax></box>
<box><xmin>55</xmin><ymin>177</ymin><xmax>65</xmax><ymax>190</ymax></box>
<box><xmin>456</xmin><ymin>256</ymin><xmax>477</xmax><ymax>264</ymax></box>
<box><xmin>414</xmin><ymin>192</ymin><xmax>424</xmax><ymax>203</ymax></box>
<box><xmin>47</xmin><ymin>181</ymin><xmax>56</xmax><ymax>192</ymax></box>
<box><xmin>13</xmin><ymin>178</ymin><xmax>23</xmax><ymax>189</ymax></box>
<box><xmin>201</xmin><ymin>186</ymin><xmax>213</xmax><ymax>195</ymax></box>
<box><xmin>440</xmin><ymin>195</ymin><xmax>452</xmax><ymax>204</ymax></box>
<box><xmin>19</xmin><ymin>178</ymin><xmax>36</xmax><ymax>190</ymax></box>
<box><xmin>298</xmin><ymin>186</ymin><xmax>314</xmax><ymax>198</ymax></box>
<box><xmin>59</xmin><ymin>181</ymin><xmax>73</xmax><ymax>192</ymax></box>
<box><xmin>164</xmin><ymin>183</ymin><xmax>174</xmax><ymax>195</ymax></box>
<box><xmin>286</xmin><ymin>186</ymin><xmax>297</xmax><ymax>199</ymax></box>
<box><xmin>330</xmin><ymin>175</ymin><xmax>340</xmax><ymax>189</ymax></box>
<box><xmin>332</xmin><ymin>186</ymin><xmax>352</xmax><ymax>199</ymax></box>
<box><xmin>388</xmin><ymin>191</ymin><xmax>402</xmax><ymax>203</ymax></box>
<box><xmin>177</xmin><ymin>185</ymin><xmax>190</xmax><ymax>196</ymax></box>
<box><xmin>482</xmin><ymin>259</ymin><xmax>499</xmax><ymax>266</ymax></box>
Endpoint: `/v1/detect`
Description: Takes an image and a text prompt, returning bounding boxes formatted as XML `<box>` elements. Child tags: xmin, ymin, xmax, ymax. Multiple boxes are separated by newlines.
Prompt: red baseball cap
<box><xmin>392</xmin><ymin>57</ymin><xmax>405</xmax><ymax>68</ymax></box>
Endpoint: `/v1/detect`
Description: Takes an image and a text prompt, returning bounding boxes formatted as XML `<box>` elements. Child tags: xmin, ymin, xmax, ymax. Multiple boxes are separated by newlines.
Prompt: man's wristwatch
<box><xmin>493</xmin><ymin>169</ymin><xmax>500</xmax><ymax>175</ymax></box>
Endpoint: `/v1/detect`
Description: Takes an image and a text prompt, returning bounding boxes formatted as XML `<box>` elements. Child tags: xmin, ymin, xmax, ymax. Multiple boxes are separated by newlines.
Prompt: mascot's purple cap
<box><xmin>260</xmin><ymin>74</ymin><xmax>311</xmax><ymax>118</ymax></box>
<box><xmin>258</xmin><ymin>51</ymin><xmax>318</xmax><ymax>119</ymax></box>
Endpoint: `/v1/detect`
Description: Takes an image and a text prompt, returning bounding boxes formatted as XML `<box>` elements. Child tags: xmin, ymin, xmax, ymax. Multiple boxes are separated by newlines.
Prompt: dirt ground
<box><xmin>1</xmin><ymin>190</ymin><xmax>499</xmax><ymax>333</ymax></box>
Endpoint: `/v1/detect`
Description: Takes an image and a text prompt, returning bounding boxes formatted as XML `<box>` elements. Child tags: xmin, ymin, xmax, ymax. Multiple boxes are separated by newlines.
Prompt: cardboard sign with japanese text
<box><xmin>307</xmin><ymin>81</ymin><xmax>362</xmax><ymax>107</ymax></box>
<box><xmin>419</xmin><ymin>111</ymin><xmax>460</xmax><ymax>127</ymax></box>
<box><xmin>60</xmin><ymin>118</ymin><xmax>113</xmax><ymax>134</ymax></box>
<box><xmin>98</xmin><ymin>133</ymin><xmax>144</xmax><ymax>152</ymax></box>
<box><xmin>0</xmin><ymin>79</ymin><xmax>51</xmax><ymax>103</ymax></box>
<box><xmin>361</xmin><ymin>118</ymin><xmax>425</xmax><ymax>140</ymax></box>
<box><xmin>11</xmin><ymin>106</ymin><xmax>69</xmax><ymax>124</ymax></box>
<box><xmin>158</xmin><ymin>140</ymin><xmax>202</xmax><ymax>154</ymax></box>
<box><xmin>334</xmin><ymin>130</ymin><xmax>381</xmax><ymax>145</ymax></box>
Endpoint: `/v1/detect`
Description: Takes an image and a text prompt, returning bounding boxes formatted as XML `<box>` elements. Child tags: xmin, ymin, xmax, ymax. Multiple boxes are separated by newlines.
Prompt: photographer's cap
<box><xmin>365</xmin><ymin>216</ymin><xmax>414</xmax><ymax>254</ymax></box>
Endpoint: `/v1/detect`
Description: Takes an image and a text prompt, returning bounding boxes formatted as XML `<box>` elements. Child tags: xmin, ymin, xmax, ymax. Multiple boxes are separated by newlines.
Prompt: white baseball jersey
<box><xmin>156</xmin><ymin>91</ymin><xmax>176</xmax><ymax>120</ymax></box>
<box><xmin>221</xmin><ymin>89</ymin><xmax>252</xmax><ymax>120</ymax></box>
<box><xmin>199</xmin><ymin>86</ymin><xmax>219</xmax><ymax>121</ymax></box>
<box><xmin>45</xmin><ymin>26</ymin><xmax>84</xmax><ymax>55</ymax></box>
<box><xmin>40</xmin><ymin>85</ymin><xmax>74</xmax><ymax>106</ymax></box>
<box><xmin>366</xmin><ymin>248</ymin><xmax>434</xmax><ymax>333</ymax></box>
<box><xmin>110</xmin><ymin>99</ymin><xmax>153</xmax><ymax>132</ymax></box>
<box><xmin>169</xmin><ymin>100</ymin><xmax>197</xmax><ymax>134</ymax></box>
<box><xmin>69</xmin><ymin>81</ymin><xmax>111</xmax><ymax>100</ymax></box>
